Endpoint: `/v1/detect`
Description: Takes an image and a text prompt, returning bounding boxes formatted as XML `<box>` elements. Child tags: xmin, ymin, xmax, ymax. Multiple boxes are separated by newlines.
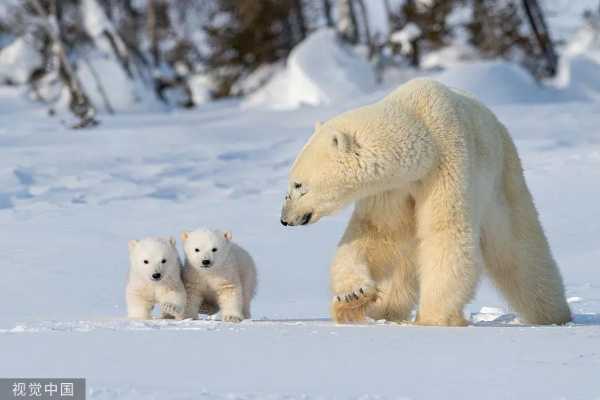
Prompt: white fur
<box><xmin>281</xmin><ymin>78</ymin><xmax>571</xmax><ymax>326</ymax></box>
<box><xmin>181</xmin><ymin>229</ymin><xmax>257</xmax><ymax>322</ymax></box>
<box><xmin>126</xmin><ymin>237</ymin><xmax>186</xmax><ymax>320</ymax></box>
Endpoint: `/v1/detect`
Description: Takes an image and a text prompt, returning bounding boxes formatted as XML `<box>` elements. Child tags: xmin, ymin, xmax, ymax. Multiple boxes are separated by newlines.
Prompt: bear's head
<box><xmin>280</xmin><ymin>120</ymin><xmax>377</xmax><ymax>226</ymax></box>
<box><xmin>181</xmin><ymin>229</ymin><xmax>233</xmax><ymax>270</ymax></box>
<box><xmin>128</xmin><ymin>237</ymin><xmax>181</xmax><ymax>283</ymax></box>
<box><xmin>281</xmin><ymin>102</ymin><xmax>437</xmax><ymax>227</ymax></box>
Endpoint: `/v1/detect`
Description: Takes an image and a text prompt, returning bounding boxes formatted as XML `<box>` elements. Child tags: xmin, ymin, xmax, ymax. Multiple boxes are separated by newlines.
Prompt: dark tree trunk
<box><xmin>410</xmin><ymin>38</ymin><xmax>420</xmax><ymax>67</ymax></box>
<box><xmin>383</xmin><ymin>0</ymin><xmax>393</xmax><ymax>30</ymax></box>
<box><xmin>292</xmin><ymin>0</ymin><xmax>307</xmax><ymax>40</ymax></box>
<box><xmin>355</xmin><ymin>0</ymin><xmax>373</xmax><ymax>57</ymax></box>
<box><xmin>147</xmin><ymin>0</ymin><xmax>161</xmax><ymax>67</ymax></box>
<box><xmin>29</xmin><ymin>0</ymin><xmax>98</xmax><ymax>128</ymax></box>
<box><xmin>339</xmin><ymin>0</ymin><xmax>360</xmax><ymax>44</ymax></box>
<box><xmin>322</xmin><ymin>0</ymin><xmax>334</xmax><ymax>27</ymax></box>
<box><xmin>522</xmin><ymin>0</ymin><xmax>558</xmax><ymax>76</ymax></box>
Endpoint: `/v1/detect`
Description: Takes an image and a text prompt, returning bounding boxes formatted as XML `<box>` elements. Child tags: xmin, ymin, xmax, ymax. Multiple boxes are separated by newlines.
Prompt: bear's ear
<box><xmin>181</xmin><ymin>231</ymin><xmax>190</xmax><ymax>242</ymax></box>
<box><xmin>169</xmin><ymin>237</ymin><xmax>176</xmax><ymax>247</ymax></box>
<box><xmin>314</xmin><ymin>120</ymin><xmax>322</xmax><ymax>130</ymax></box>
<box><xmin>224</xmin><ymin>231</ymin><xmax>232</xmax><ymax>241</ymax></box>
<box><xmin>331</xmin><ymin>130</ymin><xmax>353</xmax><ymax>153</ymax></box>
<box><xmin>128</xmin><ymin>240</ymin><xmax>138</xmax><ymax>252</ymax></box>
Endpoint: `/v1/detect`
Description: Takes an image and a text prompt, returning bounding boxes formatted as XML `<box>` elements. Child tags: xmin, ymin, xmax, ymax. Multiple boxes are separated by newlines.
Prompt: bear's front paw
<box><xmin>160</xmin><ymin>303</ymin><xmax>184</xmax><ymax>319</ymax></box>
<box><xmin>222</xmin><ymin>314</ymin><xmax>243</xmax><ymax>323</ymax></box>
<box><xmin>331</xmin><ymin>285</ymin><xmax>378</xmax><ymax>324</ymax></box>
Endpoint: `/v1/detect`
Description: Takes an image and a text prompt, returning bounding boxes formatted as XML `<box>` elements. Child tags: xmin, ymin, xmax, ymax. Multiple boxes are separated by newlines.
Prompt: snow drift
<box><xmin>435</xmin><ymin>61</ymin><xmax>569</xmax><ymax>105</ymax></box>
<box><xmin>554</xmin><ymin>18</ymin><xmax>600</xmax><ymax>100</ymax></box>
<box><xmin>245</xmin><ymin>29</ymin><xmax>376</xmax><ymax>110</ymax></box>
<box><xmin>0</xmin><ymin>37</ymin><xmax>42</xmax><ymax>84</ymax></box>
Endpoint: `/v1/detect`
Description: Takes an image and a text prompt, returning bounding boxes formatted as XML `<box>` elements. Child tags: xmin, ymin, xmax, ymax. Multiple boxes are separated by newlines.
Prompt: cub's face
<box><xmin>128</xmin><ymin>237</ymin><xmax>180</xmax><ymax>283</ymax></box>
<box><xmin>181</xmin><ymin>229</ymin><xmax>232</xmax><ymax>270</ymax></box>
<box><xmin>281</xmin><ymin>123</ymin><xmax>362</xmax><ymax>226</ymax></box>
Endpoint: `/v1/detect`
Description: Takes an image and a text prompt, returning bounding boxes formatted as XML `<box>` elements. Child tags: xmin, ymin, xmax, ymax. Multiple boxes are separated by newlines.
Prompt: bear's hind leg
<box><xmin>483</xmin><ymin>186</ymin><xmax>571</xmax><ymax>325</ymax></box>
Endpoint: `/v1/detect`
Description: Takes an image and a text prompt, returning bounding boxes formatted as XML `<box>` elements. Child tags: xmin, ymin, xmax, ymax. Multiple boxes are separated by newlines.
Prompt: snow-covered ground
<box><xmin>2</xmin><ymin>31</ymin><xmax>600</xmax><ymax>400</ymax></box>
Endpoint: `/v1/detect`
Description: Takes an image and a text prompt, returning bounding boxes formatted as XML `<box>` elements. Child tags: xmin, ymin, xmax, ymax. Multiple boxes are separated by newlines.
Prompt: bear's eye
<box><xmin>161</xmin><ymin>259</ymin><xmax>166</xmax><ymax>264</ymax></box>
<box><xmin>212</xmin><ymin>247</ymin><xmax>218</xmax><ymax>252</ymax></box>
<box><xmin>143</xmin><ymin>260</ymin><xmax>149</xmax><ymax>264</ymax></box>
<box><xmin>195</xmin><ymin>248</ymin><xmax>199</xmax><ymax>253</ymax></box>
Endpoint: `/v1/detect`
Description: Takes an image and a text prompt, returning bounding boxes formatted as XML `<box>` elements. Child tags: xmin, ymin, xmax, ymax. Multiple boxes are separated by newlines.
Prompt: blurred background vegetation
<box><xmin>0</xmin><ymin>0</ymin><xmax>597</xmax><ymax>126</ymax></box>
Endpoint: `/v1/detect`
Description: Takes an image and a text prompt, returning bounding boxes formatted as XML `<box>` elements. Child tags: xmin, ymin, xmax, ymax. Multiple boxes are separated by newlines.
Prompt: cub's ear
<box><xmin>331</xmin><ymin>130</ymin><xmax>353</xmax><ymax>153</ymax></box>
<box><xmin>128</xmin><ymin>240</ymin><xmax>138</xmax><ymax>252</ymax></box>
<box><xmin>169</xmin><ymin>237</ymin><xmax>176</xmax><ymax>247</ymax></box>
<box><xmin>224</xmin><ymin>231</ymin><xmax>233</xmax><ymax>241</ymax></box>
<box><xmin>314</xmin><ymin>120</ymin><xmax>322</xmax><ymax>130</ymax></box>
<box><xmin>181</xmin><ymin>231</ymin><xmax>190</xmax><ymax>242</ymax></box>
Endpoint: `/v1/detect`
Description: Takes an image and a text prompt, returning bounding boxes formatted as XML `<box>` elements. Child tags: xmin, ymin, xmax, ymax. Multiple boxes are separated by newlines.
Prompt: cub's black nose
<box><xmin>202</xmin><ymin>259</ymin><xmax>211</xmax><ymax>266</ymax></box>
<box><xmin>280</xmin><ymin>218</ymin><xmax>288</xmax><ymax>226</ymax></box>
<box><xmin>151</xmin><ymin>273</ymin><xmax>162</xmax><ymax>281</ymax></box>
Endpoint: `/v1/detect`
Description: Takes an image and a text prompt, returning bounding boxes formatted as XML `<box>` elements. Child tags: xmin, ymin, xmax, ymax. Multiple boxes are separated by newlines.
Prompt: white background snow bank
<box><xmin>435</xmin><ymin>61</ymin><xmax>574</xmax><ymax>105</ymax></box>
<box><xmin>77</xmin><ymin>55</ymin><xmax>143</xmax><ymax>112</ymax></box>
<box><xmin>245</xmin><ymin>29</ymin><xmax>376</xmax><ymax>110</ymax></box>
<box><xmin>246</xmin><ymin>27</ymin><xmax>600</xmax><ymax>111</ymax></box>
<box><xmin>554</xmin><ymin>18</ymin><xmax>600</xmax><ymax>100</ymax></box>
<box><xmin>0</xmin><ymin>37</ymin><xmax>42</xmax><ymax>84</ymax></box>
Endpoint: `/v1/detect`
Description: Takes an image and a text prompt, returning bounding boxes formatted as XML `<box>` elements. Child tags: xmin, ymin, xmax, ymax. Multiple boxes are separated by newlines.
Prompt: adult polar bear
<box><xmin>280</xmin><ymin>78</ymin><xmax>571</xmax><ymax>326</ymax></box>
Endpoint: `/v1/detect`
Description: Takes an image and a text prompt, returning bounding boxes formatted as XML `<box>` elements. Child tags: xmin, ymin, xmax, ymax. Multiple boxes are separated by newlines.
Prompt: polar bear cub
<box><xmin>126</xmin><ymin>237</ymin><xmax>186</xmax><ymax>320</ymax></box>
<box><xmin>181</xmin><ymin>229</ymin><xmax>257</xmax><ymax>322</ymax></box>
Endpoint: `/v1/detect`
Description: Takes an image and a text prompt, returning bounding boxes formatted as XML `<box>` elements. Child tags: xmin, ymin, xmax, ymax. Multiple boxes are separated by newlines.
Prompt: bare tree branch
<box><xmin>29</xmin><ymin>0</ymin><xmax>98</xmax><ymax>128</ymax></box>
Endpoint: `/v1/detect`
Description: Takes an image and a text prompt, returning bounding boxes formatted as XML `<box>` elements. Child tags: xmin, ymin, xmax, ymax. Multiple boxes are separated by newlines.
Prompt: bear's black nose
<box><xmin>202</xmin><ymin>259</ymin><xmax>211</xmax><ymax>266</ymax></box>
<box><xmin>280</xmin><ymin>218</ymin><xmax>288</xmax><ymax>226</ymax></box>
<box><xmin>151</xmin><ymin>273</ymin><xmax>162</xmax><ymax>281</ymax></box>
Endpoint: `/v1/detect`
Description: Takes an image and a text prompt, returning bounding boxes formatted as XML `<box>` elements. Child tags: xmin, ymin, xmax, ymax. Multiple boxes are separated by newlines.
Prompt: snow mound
<box><xmin>421</xmin><ymin>43</ymin><xmax>479</xmax><ymax>70</ymax></box>
<box><xmin>557</xmin><ymin>55</ymin><xmax>600</xmax><ymax>99</ymax></box>
<box><xmin>563</xmin><ymin>18</ymin><xmax>600</xmax><ymax>64</ymax></box>
<box><xmin>554</xmin><ymin>19</ymin><xmax>600</xmax><ymax>100</ymax></box>
<box><xmin>77</xmin><ymin>55</ymin><xmax>141</xmax><ymax>112</ymax></box>
<box><xmin>436</xmin><ymin>61</ymin><xmax>565</xmax><ymax>105</ymax></box>
<box><xmin>0</xmin><ymin>36</ymin><xmax>42</xmax><ymax>84</ymax></box>
<box><xmin>245</xmin><ymin>29</ymin><xmax>376</xmax><ymax>110</ymax></box>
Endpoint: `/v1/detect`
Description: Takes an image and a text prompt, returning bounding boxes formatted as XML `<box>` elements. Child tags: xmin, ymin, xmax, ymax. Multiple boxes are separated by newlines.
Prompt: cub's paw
<box><xmin>222</xmin><ymin>314</ymin><xmax>243</xmax><ymax>323</ymax></box>
<box><xmin>160</xmin><ymin>303</ymin><xmax>184</xmax><ymax>318</ymax></box>
<box><xmin>331</xmin><ymin>285</ymin><xmax>378</xmax><ymax>324</ymax></box>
